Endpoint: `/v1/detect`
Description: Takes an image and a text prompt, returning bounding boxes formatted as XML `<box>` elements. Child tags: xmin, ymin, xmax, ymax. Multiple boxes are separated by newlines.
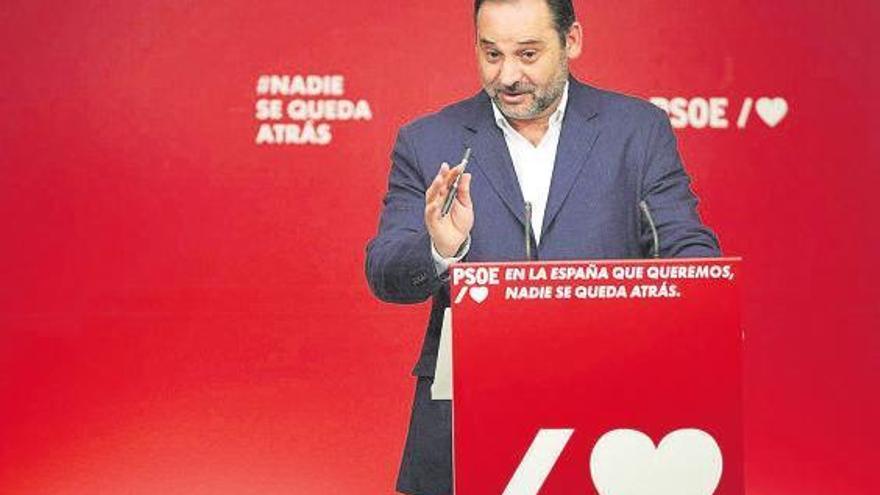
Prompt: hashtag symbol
<box><xmin>256</xmin><ymin>75</ymin><xmax>270</xmax><ymax>95</ymax></box>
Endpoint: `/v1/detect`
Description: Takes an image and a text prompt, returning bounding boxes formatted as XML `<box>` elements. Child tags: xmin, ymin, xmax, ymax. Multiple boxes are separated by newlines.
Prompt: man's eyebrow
<box><xmin>479</xmin><ymin>38</ymin><xmax>546</xmax><ymax>47</ymax></box>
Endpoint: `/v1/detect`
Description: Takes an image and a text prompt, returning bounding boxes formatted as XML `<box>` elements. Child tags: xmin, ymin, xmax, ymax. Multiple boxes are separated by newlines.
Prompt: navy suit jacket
<box><xmin>366</xmin><ymin>77</ymin><xmax>720</xmax><ymax>377</ymax></box>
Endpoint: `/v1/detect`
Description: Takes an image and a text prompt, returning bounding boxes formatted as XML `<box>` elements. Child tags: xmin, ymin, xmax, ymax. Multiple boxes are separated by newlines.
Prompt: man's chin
<box><xmin>498</xmin><ymin>103</ymin><xmax>539</xmax><ymax>121</ymax></box>
<box><xmin>492</xmin><ymin>97</ymin><xmax>532</xmax><ymax>119</ymax></box>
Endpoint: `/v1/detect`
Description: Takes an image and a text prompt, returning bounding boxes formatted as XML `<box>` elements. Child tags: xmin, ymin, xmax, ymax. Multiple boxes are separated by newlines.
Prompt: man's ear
<box><xmin>565</xmin><ymin>22</ymin><xmax>583</xmax><ymax>59</ymax></box>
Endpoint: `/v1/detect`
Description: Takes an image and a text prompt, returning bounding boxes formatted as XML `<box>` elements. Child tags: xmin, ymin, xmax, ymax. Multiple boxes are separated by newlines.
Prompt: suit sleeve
<box><xmin>365</xmin><ymin>126</ymin><xmax>446</xmax><ymax>303</ymax></box>
<box><xmin>640</xmin><ymin>108</ymin><xmax>721</xmax><ymax>258</ymax></box>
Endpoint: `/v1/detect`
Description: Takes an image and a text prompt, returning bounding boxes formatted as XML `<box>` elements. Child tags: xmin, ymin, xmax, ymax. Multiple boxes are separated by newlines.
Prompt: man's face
<box><xmin>475</xmin><ymin>0</ymin><xmax>579</xmax><ymax>122</ymax></box>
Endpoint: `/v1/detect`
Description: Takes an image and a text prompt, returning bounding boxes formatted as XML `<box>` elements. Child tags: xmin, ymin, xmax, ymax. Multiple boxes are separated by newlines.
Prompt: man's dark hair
<box><xmin>474</xmin><ymin>0</ymin><xmax>576</xmax><ymax>45</ymax></box>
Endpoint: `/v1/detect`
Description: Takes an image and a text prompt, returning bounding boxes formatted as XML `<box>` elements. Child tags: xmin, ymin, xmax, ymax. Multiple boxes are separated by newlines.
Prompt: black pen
<box><xmin>441</xmin><ymin>147</ymin><xmax>472</xmax><ymax>217</ymax></box>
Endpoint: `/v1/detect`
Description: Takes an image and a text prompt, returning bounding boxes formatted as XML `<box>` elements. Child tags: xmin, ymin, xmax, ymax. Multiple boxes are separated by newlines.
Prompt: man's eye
<box><xmin>486</xmin><ymin>51</ymin><xmax>501</xmax><ymax>60</ymax></box>
<box><xmin>521</xmin><ymin>51</ymin><xmax>538</xmax><ymax>61</ymax></box>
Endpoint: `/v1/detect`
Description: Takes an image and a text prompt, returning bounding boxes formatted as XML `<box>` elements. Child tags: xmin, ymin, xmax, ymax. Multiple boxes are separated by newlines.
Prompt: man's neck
<box><xmin>508</xmin><ymin>96</ymin><xmax>561</xmax><ymax>146</ymax></box>
<box><xmin>510</xmin><ymin>117</ymin><xmax>551</xmax><ymax>146</ymax></box>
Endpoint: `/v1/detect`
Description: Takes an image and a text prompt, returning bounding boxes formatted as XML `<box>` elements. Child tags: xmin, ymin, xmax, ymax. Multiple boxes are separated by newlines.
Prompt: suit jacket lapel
<box><xmin>464</xmin><ymin>92</ymin><xmax>527</xmax><ymax>228</ymax></box>
<box><xmin>540</xmin><ymin>77</ymin><xmax>601</xmax><ymax>238</ymax></box>
<box><xmin>461</xmin><ymin>78</ymin><xmax>602</xmax><ymax>234</ymax></box>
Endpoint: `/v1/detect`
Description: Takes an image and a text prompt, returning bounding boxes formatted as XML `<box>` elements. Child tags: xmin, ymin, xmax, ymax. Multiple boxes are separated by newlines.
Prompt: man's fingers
<box><xmin>425</xmin><ymin>180</ymin><xmax>439</xmax><ymax>205</ymax></box>
<box><xmin>438</xmin><ymin>162</ymin><xmax>451</xmax><ymax>185</ymax></box>
<box><xmin>457</xmin><ymin>173</ymin><xmax>473</xmax><ymax>208</ymax></box>
<box><xmin>425</xmin><ymin>164</ymin><xmax>449</xmax><ymax>204</ymax></box>
<box><xmin>426</xmin><ymin>162</ymin><xmax>467</xmax><ymax>219</ymax></box>
<box><xmin>425</xmin><ymin>197</ymin><xmax>439</xmax><ymax>220</ymax></box>
<box><xmin>447</xmin><ymin>164</ymin><xmax>463</xmax><ymax>183</ymax></box>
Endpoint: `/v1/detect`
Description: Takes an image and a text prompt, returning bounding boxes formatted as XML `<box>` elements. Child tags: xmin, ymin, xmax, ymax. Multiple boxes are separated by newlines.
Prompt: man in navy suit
<box><xmin>366</xmin><ymin>0</ymin><xmax>720</xmax><ymax>493</ymax></box>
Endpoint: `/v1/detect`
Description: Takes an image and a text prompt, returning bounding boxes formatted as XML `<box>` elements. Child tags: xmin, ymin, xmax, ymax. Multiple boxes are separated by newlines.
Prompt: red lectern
<box><xmin>450</xmin><ymin>258</ymin><xmax>742</xmax><ymax>495</ymax></box>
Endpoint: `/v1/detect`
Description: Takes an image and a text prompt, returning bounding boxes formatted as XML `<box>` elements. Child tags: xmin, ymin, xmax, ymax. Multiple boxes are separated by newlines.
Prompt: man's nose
<box><xmin>498</xmin><ymin>59</ymin><xmax>523</xmax><ymax>89</ymax></box>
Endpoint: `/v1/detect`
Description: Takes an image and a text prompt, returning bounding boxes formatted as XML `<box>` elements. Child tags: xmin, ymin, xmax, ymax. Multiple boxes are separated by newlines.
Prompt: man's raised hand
<box><xmin>424</xmin><ymin>162</ymin><xmax>473</xmax><ymax>257</ymax></box>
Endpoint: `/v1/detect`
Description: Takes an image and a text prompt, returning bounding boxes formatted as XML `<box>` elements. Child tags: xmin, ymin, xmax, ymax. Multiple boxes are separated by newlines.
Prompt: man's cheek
<box><xmin>483</xmin><ymin>65</ymin><xmax>503</xmax><ymax>83</ymax></box>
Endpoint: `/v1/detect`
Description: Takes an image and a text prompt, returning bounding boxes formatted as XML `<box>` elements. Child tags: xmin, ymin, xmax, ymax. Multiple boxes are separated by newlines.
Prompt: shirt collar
<box><xmin>491</xmin><ymin>80</ymin><xmax>570</xmax><ymax>132</ymax></box>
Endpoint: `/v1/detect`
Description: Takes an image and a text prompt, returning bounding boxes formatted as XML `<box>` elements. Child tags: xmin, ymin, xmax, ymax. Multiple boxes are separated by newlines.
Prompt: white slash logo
<box><xmin>503</xmin><ymin>429</ymin><xmax>574</xmax><ymax>495</ymax></box>
<box><xmin>502</xmin><ymin>428</ymin><xmax>723</xmax><ymax>495</ymax></box>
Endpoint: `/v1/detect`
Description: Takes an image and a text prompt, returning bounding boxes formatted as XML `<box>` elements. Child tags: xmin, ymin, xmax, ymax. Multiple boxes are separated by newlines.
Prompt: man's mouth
<box><xmin>499</xmin><ymin>91</ymin><xmax>529</xmax><ymax>104</ymax></box>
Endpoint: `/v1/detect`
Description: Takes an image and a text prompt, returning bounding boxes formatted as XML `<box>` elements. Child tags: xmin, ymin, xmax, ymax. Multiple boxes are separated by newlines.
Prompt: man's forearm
<box><xmin>366</xmin><ymin>230</ymin><xmax>445</xmax><ymax>304</ymax></box>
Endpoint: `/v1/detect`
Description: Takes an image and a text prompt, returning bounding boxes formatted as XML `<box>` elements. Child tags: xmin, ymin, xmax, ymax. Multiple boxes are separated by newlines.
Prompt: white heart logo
<box><xmin>469</xmin><ymin>286</ymin><xmax>489</xmax><ymax>304</ymax></box>
<box><xmin>755</xmin><ymin>97</ymin><xmax>788</xmax><ymax>127</ymax></box>
<box><xmin>590</xmin><ymin>429</ymin><xmax>723</xmax><ymax>495</ymax></box>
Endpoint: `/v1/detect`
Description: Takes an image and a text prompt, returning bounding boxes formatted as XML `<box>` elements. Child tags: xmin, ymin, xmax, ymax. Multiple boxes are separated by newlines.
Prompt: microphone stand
<box><xmin>639</xmin><ymin>200</ymin><xmax>660</xmax><ymax>259</ymax></box>
<box><xmin>524</xmin><ymin>201</ymin><xmax>533</xmax><ymax>261</ymax></box>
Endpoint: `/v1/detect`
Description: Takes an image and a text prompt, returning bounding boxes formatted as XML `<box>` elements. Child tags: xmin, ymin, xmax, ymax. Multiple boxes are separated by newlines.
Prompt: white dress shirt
<box><xmin>432</xmin><ymin>81</ymin><xmax>570</xmax><ymax>273</ymax></box>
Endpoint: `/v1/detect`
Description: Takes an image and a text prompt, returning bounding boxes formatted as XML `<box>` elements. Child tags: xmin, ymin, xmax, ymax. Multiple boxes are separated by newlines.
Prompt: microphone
<box><xmin>639</xmin><ymin>200</ymin><xmax>660</xmax><ymax>258</ymax></box>
<box><xmin>524</xmin><ymin>201</ymin><xmax>533</xmax><ymax>260</ymax></box>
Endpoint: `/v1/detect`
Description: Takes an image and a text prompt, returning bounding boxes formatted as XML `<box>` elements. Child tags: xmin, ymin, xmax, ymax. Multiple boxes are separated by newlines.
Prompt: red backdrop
<box><xmin>1</xmin><ymin>1</ymin><xmax>877</xmax><ymax>493</ymax></box>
